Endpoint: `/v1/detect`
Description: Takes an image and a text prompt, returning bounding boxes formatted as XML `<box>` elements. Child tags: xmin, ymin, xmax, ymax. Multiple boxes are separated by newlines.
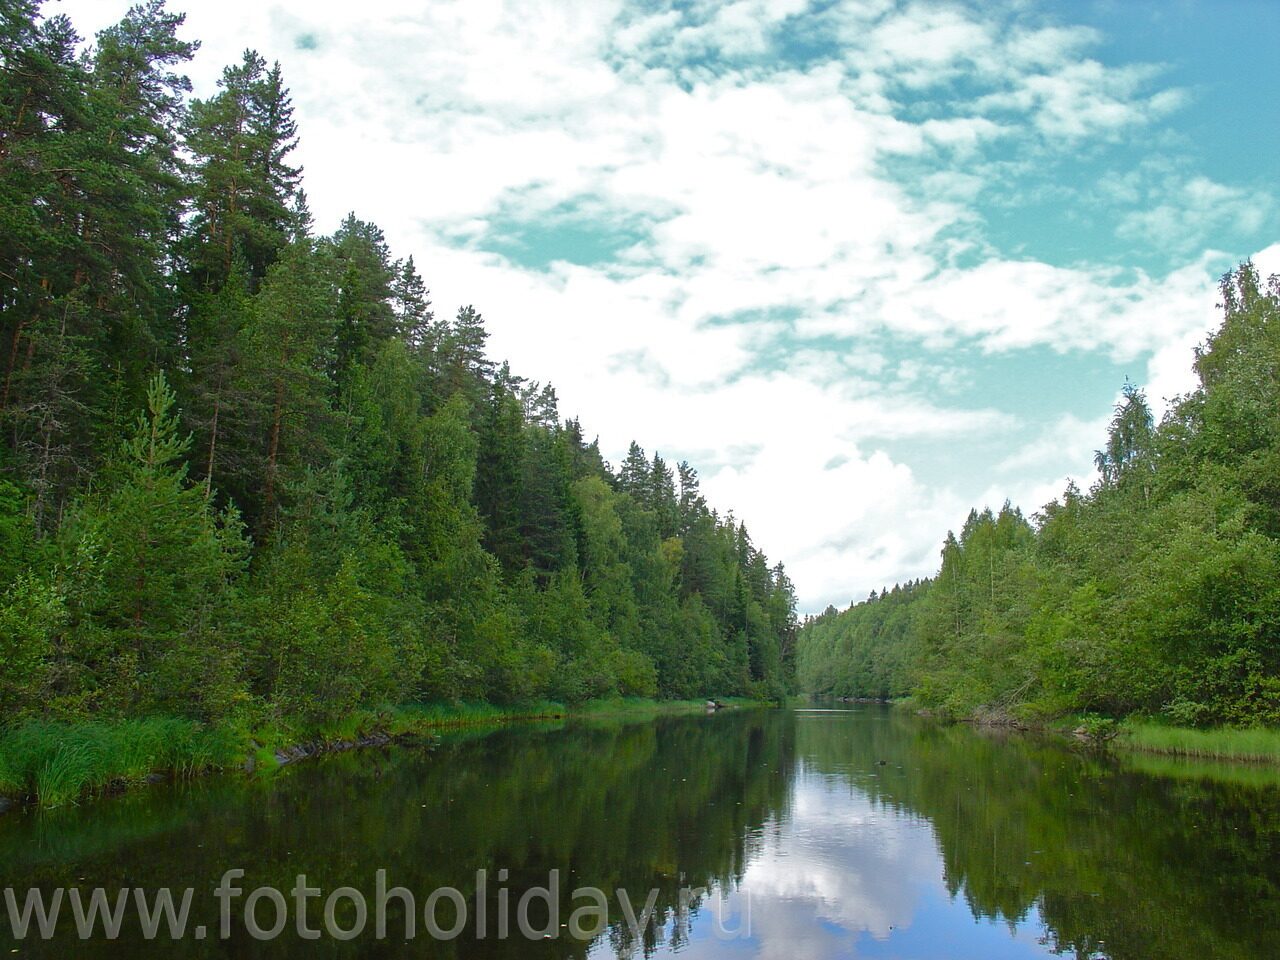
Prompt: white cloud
<box><xmin>1118</xmin><ymin>175</ymin><xmax>1273</xmax><ymax>257</ymax></box>
<box><xmin>996</xmin><ymin>413</ymin><xmax>1107</xmax><ymax>475</ymax></box>
<box><xmin>49</xmin><ymin>0</ymin><xmax>1274</xmax><ymax>612</ymax></box>
<box><xmin>979</xmin><ymin>60</ymin><xmax>1185</xmax><ymax>140</ymax></box>
<box><xmin>676</xmin><ymin>0</ymin><xmax>811</xmax><ymax>59</ymax></box>
<box><xmin>669</xmin><ymin>774</ymin><xmax>939</xmax><ymax>959</ymax></box>
<box><xmin>1254</xmin><ymin>242</ymin><xmax>1280</xmax><ymax>281</ymax></box>
<box><xmin>832</xmin><ymin>0</ymin><xmax>1184</xmax><ymax>142</ymax></box>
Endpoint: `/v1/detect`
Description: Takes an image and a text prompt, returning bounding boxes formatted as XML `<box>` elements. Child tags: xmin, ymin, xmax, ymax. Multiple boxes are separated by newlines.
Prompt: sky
<box><xmin>644</xmin><ymin>753</ymin><xmax>1057</xmax><ymax>960</ymax></box>
<box><xmin>54</xmin><ymin>0</ymin><xmax>1280</xmax><ymax>613</ymax></box>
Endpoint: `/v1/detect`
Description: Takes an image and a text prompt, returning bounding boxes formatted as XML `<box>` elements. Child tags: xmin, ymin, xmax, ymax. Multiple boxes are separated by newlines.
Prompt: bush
<box><xmin>0</xmin><ymin>575</ymin><xmax>65</xmax><ymax>717</ymax></box>
<box><xmin>1076</xmin><ymin>714</ymin><xmax>1119</xmax><ymax>744</ymax></box>
<box><xmin>614</xmin><ymin>649</ymin><xmax>658</xmax><ymax>699</ymax></box>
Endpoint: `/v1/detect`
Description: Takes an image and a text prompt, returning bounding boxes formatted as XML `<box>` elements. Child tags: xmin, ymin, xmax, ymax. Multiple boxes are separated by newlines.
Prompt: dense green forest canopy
<box><xmin>0</xmin><ymin>0</ymin><xmax>797</xmax><ymax>727</ymax></box>
<box><xmin>799</xmin><ymin>262</ymin><xmax>1280</xmax><ymax>727</ymax></box>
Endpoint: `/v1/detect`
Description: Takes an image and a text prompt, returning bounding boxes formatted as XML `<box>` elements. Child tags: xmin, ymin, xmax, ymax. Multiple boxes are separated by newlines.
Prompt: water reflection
<box><xmin>1</xmin><ymin>707</ymin><xmax>1278</xmax><ymax>959</ymax></box>
<box><xmin>0</xmin><ymin>713</ymin><xmax>792</xmax><ymax>958</ymax></box>
<box><xmin>773</xmin><ymin>706</ymin><xmax>1280</xmax><ymax>960</ymax></box>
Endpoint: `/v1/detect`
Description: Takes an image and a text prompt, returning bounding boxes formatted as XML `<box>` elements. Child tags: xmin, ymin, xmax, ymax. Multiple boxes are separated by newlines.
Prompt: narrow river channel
<box><xmin>2</xmin><ymin>705</ymin><xmax>1277</xmax><ymax>958</ymax></box>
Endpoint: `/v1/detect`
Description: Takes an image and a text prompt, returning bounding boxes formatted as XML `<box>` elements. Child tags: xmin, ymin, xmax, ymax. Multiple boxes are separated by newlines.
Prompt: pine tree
<box><xmin>71</xmin><ymin>372</ymin><xmax>248</xmax><ymax>716</ymax></box>
<box><xmin>182</xmin><ymin>50</ymin><xmax>300</xmax><ymax>291</ymax></box>
<box><xmin>391</xmin><ymin>255</ymin><xmax>433</xmax><ymax>345</ymax></box>
<box><xmin>474</xmin><ymin>371</ymin><xmax>526</xmax><ymax>575</ymax></box>
<box><xmin>183</xmin><ymin>259</ymin><xmax>255</xmax><ymax>500</ymax></box>
<box><xmin>1</xmin><ymin>6</ymin><xmax>86</xmax><ymax>415</ymax></box>
<box><xmin>434</xmin><ymin>304</ymin><xmax>495</xmax><ymax>411</ymax></box>
<box><xmin>677</xmin><ymin>459</ymin><xmax>704</xmax><ymax>529</ymax></box>
<box><xmin>0</xmin><ymin>8</ymin><xmax>96</xmax><ymax>525</ymax></box>
<box><xmin>238</xmin><ymin>238</ymin><xmax>335</xmax><ymax>530</ymax></box>
<box><xmin>85</xmin><ymin>0</ymin><xmax>197</xmax><ymax>373</ymax></box>
<box><xmin>519</xmin><ymin>424</ymin><xmax>578</xmax><ymax>579</ymax></box>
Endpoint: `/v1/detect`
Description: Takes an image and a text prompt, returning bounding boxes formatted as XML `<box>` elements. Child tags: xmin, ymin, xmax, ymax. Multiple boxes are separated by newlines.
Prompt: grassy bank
<box><xmin>563</xmin><ymin>696</ymin><xmax>763</xmax><ymax>718</ymax></box>
<box><xmin>1115</xmin><ymin>721</ymin><xmax>1280</xmax><ymax>764</ymax></box>
<box><xmin>0</xmin><ymin>697</ymin><xmax>770</xmax><ymax>810</ymax></box>
<box><xmin>0</xmin><ymin>719</ymin><xmax>244</xmax><ymax>809</ymax></box>
<box><xmin>870</xmin><ymin>700</ymin><xmax>1280</xmax><ymax>769</ymax></box>
<box><xmin>238</xmin><ymin>697</ymin><xmax>768</xmax><ymax>772</ymax></box>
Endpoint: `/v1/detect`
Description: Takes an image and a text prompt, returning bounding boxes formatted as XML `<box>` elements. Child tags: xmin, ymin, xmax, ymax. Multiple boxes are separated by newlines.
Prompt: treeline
<box><xmin>0</xmin><ymin>2</ymin><xmax>796</xmax><ymax>728</ymax></box>
<box><xmin>799</xmin><ymin>263</ymin><xmax>1280</xmax><ymax>727</ymax></box>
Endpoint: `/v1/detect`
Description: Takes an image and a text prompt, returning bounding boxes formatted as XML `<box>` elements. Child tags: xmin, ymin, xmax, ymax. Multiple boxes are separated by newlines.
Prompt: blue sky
<box><xmin>58</xmin><ymin>0</ymin><xmax>1280</xmax><ymax>612</ymax></box>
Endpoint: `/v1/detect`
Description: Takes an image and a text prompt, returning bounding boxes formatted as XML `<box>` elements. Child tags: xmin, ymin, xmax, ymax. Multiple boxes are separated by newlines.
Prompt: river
<box><xmin>1</xmin><ymin>705</ymin><xmax>1277</xmax><ymax>958</ymax></box>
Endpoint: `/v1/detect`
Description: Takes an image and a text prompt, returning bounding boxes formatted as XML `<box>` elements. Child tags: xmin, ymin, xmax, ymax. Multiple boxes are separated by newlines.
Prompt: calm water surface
<box><xmin>2</xmin><ymin>706</ymin><xmax>1278</xmax><ymax>958</ymax></box>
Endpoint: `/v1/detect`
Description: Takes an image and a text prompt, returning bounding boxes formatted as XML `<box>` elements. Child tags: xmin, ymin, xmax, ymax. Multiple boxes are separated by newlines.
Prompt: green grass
<box><xmin>390</xmin><ymin>700</ymin><xmax>567</xmax><ymax>731</ymax></box>
<box><xmin>208</xmin><ymin>698</ymin><xmax>747</xmax><ymax>776</ymax></box>
<box><xmin>0</xmin><ymin>696</ymin><xmax>774</xmax><ymax>810</ymax></box>
<box><xmin>1117</xmin><ymin>721</ymin><xmax>1280</xmax><ymax>764</ymax></box>
<box><xmin>0</xmin><ymin>719</ymin><xmax>244</xmax><ymax>808</ymax></box>
<box><xmin>382</xmin><ymin>696</ymin><xmax>766</xmax><ymax>732</ymax></box>
<box><xmin>0</xmin><ymin>744</ymin><xmax>19</xmax><ymax>796</ymax></box>
<box><xmin>570</xmin><ymin>696</ymin><xmax>763</xmax><ymax>716</ymax></box>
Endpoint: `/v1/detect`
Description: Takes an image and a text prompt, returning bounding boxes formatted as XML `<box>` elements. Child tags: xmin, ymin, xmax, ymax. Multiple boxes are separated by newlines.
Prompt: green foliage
<box><xmin>182</xmin><ymin>50</ymin><xmax>300</xmax><ymax>287</ymax></box>
<box><xmin>0</xmin><ymin>2</ymin><xmax>794</xmax><ymax>743</ymax></box>
<box><xmin>0</xmin><ymin>573</ymin><xmax>65</xmax><ymax>718</ymax></box>
<box><xmin>0</xmin><ymin>477</ymin><xmax>35</xmax><ymax>584</ymax></box>
<box><xmin>60</xmin><ymin>373</ymin><xmax>249</xmax><ymax>719</ymax></box>
<box><xmin>799</xmin><ymin>263</ymin><xmax>1280</xmax><ymax>731</ymax></box>
<box><xmin>261</xmin><ymin>555</ymin><xmax>399</xmax><ymax>724</ymax></box>
<box><xmin>1076</xmin><ymin>713</ymin><xmax>1119</xmax><ymax>743</ymax></box>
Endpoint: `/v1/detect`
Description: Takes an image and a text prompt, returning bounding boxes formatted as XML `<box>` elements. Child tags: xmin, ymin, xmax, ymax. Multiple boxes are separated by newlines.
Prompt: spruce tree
<box><xmin>619</xmin><ymin>441</ymin><xmax>649</xmax><ymax>495</ymax></box>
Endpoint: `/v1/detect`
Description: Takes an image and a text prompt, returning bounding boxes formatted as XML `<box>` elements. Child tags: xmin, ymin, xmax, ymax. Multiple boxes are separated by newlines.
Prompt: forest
<box><xmin>799</xmin><ymin>262</ymin><xmax>1280</xmax><ymax>728</ymax></box>
<box><xmin>0</xmin><ymin>1</ymin><xmax>798</xmax><ymax>735</ymax></box>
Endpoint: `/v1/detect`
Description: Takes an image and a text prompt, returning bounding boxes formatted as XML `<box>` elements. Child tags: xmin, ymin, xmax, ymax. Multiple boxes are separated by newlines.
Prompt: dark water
<box><xmin>2</xmin><ymin>706</ymin><xmax>1279</xmax><ymax>958</ymax></box>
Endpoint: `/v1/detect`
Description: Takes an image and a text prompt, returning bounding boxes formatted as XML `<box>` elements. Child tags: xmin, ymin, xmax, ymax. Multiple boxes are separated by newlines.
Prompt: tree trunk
<box><xmin>263</xmin><ymin>375</ymin><xmax>285</xmax><ymax>528</ymax></box>
<box><xmin>205</xmin><ymin>376</ymin><xmax>222</xmax><ymax>498</ymax></box>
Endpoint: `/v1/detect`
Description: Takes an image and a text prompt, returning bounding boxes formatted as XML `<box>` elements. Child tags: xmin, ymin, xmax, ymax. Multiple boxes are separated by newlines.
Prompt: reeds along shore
<box><xmin>0</xmin><ymin>698</ymin><xmax>769</xmax><ymax>810</ymax></box>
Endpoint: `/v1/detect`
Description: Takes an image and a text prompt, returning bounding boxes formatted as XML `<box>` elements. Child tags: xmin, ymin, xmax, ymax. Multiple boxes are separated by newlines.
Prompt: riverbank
<box><xmin>963</xmin><ymin>709</ymin><xmax>1280</xmax><ymax>766</ymax></box>
<box><xmin>846</xmin><ymin>696</ymin><xmax>1280</xmax><ymax>767</ymax></box>
<box><xmin>975</xmin><ymin>709</ymin><xmax>1280</xmax><ymax>766</ymax></box>
<box><xmin>1113</xmin><ymin>721</ymin><xmax>1280</xmax><ymax>764</ymax></box>
<box><xmin>0</xmin><ymin>697</ymin><xmax>767</xmax><ymax>812</ymax></box>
